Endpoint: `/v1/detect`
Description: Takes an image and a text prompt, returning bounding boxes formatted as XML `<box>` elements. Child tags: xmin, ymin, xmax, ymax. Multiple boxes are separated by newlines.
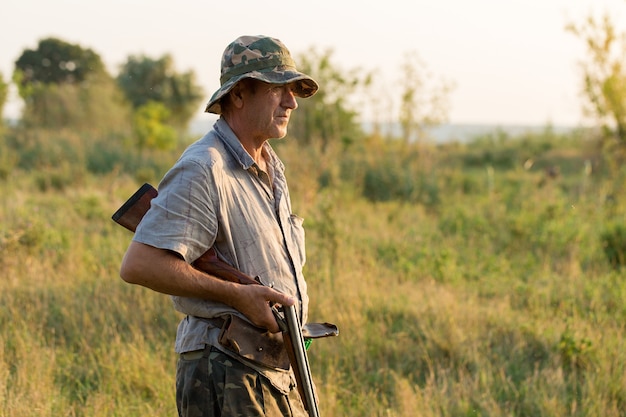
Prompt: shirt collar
<box><xmin>214</xmin><ymin>118</ymin><xmax>255</xmax><ymax>170</ymax></box>
<box><xmin>213</xmin><ymin>118</ymin><xmax>284</xmax><ymax>173</ymax></box>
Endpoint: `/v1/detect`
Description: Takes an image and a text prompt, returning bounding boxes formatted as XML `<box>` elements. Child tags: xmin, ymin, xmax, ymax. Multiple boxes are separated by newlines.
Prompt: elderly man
<box><xmin>120</xmin><ymin>35</ymin><xmax>318</xmax><ymax>417</ymax></box>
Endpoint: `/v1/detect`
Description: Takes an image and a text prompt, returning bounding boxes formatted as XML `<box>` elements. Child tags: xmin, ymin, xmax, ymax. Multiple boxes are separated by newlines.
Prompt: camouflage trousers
<box><xmin>176</xmin><ymin>345</ymin><xmax>308</xmax><ymax>417</ymax></box>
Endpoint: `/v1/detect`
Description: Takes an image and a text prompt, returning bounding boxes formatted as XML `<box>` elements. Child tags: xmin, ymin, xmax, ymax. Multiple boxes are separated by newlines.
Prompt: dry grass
<box><xmin>1</xmin><ymin>136</ymin><xmax>626</xmax><ymax>416</ymax></box>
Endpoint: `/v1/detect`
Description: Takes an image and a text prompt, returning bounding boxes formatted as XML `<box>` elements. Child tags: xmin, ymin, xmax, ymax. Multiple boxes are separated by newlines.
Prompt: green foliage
<box><xmin>132</xmin><ymin>101</ymin><xmax>177</xmax><ymax>151</ymax></box>
<box><xmin>302</xmin><ymin>133</ymin><xmax>443</xmax><ymax>206</ymax></box>
<box><xmin>558</xmin><ymin>326</ymin><xmax>595</xmax><ymax>371</ymax></box>
<box><xmin>0</xmin><ymin>133</ymin><xmax>17</xmax><ymax>180</ymax></box>
<box><xmin>2</xmin><ymin>128</ymin><xmax>86</xmax><ymax>190</ymax></box>
<box><xmin>461</xmin><ymin>130</ymin><xmax>522</xmax><ymax>170</ymax></box>
<box><xmin>0</xmin><ymin>72</ymin><xmax>7</xmax><ymax>127</ymax></box>
<box><xmin>15</xmin><ymin>69</ymin><xmax>132</xmax><ymax>132</ymax></box>
<box><xmin>398</xmin><ymin>51</ymin><xmax>454</xmax><ymax>143</ymax></box>
<box><xmin>85</xmin><ymin>134</ymin><xmax>134</xmax><ymax>175</ymax></box>
<box><xmin>359</xmin><ymin>150</ymin><xmax>440</xmax><ymax>206</ymax></box>
<box><xmin>601</xmin><ymin>221</ymin><xmax>626</xmax><ymax>269</ymax></box>
<box><xmin>14</xmin><ymin>37</ymin><xmax>106</xmax><ymax>92</ymax></box>
<box><xmin>289</xmin><ymin>48</ymin><xmax>367</xmax><ymax>149</ymax></box>
<box><xmin>11</xmin><ymin>38</ymin><xmax>132</xmax><ymax>133</ymax></box>
<box><xmin>117</xmin><ymin>54</ymin><xmax>203</xmax><ymax>129</ymax></box>
<box><xmin>1</xmin><ymin>123</ymin><xmax>178</xmax><ymax>190</ymax></box>
<box><xmin>567</xmin><ymin>12</ymin><xmax>626</xmax><ymax>166</ymax></box>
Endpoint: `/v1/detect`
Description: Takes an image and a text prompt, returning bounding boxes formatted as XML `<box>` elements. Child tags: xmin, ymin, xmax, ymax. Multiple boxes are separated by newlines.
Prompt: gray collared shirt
<box><xmin>133</xmin><ymin>118</ymin><xmax>309</xmax><ymax>393</ymax></box>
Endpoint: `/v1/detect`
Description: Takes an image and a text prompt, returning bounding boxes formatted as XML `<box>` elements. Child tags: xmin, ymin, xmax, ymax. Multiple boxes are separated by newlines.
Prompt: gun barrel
<box><xmin>283</xmin><ymin>304</ymin><xmax>320</xmax><ymax>417</ymax></box>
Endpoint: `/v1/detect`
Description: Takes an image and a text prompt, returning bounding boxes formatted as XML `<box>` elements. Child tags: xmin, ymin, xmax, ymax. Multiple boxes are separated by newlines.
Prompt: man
<box><xmin>119</xmin><ymin>35</ymin><xmax>318</xmax><ymax>416</ymax></box>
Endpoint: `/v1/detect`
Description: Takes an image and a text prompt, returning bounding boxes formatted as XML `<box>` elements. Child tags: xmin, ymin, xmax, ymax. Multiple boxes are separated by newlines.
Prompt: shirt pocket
<box><xmin>288</xmin><ymin>214</ymin><xmax>306</xmax><ymax>267</ymax></box>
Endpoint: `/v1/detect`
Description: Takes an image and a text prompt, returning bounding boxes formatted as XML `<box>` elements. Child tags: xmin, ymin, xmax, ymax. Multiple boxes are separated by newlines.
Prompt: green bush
<box><xmin>86</xmin><ymin>137</ymin><xmax>129</xmax><ymax>174</ymax></box>
<box><xmin>0</xmin><ymin>140</ymin><xmax>17</xmax><ymax>180</ymax></box>
<box><xmin>601</xmin><ymin>222</ymin><xmax>626</xmax><ymax>269</ymax></box>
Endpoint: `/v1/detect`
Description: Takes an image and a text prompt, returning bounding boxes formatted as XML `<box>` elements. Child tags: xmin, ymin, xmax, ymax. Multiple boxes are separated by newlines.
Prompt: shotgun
<box><xmin>112</xmin><ymin>183</ymin><xmax>336</xmax><ymax>416</ymax></box>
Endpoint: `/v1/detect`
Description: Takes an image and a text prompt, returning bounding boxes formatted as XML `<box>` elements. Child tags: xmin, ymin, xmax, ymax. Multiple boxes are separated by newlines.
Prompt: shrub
<box><xmin>601</xmin><ymin>222</ymin><xmax>626</xmax><ymax>269</ymax></box>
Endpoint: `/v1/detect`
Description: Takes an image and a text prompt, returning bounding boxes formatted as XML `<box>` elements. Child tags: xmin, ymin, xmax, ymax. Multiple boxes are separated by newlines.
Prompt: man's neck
<box><xmin>222</xmin><ymin>116</ymin><xmax>268</xmax><ymax>170</ymax></box>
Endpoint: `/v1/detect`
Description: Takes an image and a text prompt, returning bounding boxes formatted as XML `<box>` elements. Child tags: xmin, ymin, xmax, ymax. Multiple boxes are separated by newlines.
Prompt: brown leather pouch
<box><xmin>218</xmin><ymin>314</ymin><xmax>291</xmax><ymax>370</ymax></box>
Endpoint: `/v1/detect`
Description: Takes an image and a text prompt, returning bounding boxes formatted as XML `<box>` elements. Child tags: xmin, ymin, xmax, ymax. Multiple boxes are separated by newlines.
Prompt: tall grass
<box><xmin>1</xmin><ymin>127</ymin><xmax>625</xmax><ymax>416</ymax></box>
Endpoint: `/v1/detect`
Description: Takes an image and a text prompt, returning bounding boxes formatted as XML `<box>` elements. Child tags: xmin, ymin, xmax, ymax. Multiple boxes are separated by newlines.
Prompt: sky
<box><xmin>1</xmin><ymin>0</ymin><xmax>625</xmax><ymax>126</ymax></box>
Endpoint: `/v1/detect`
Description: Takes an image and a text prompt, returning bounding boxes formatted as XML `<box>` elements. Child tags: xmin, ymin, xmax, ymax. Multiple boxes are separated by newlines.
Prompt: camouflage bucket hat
<box><xmin>205</xmin><ymin>35</ymin><xmax>319</xmax><ymax>114</ymax></box>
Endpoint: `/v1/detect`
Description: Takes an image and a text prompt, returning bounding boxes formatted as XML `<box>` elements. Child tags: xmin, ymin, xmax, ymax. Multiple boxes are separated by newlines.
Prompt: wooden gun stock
<box><xmin>111</xmin><ymin>183</ymin><xmax>157</xmax><ymax>233</ymax></box>
<box><xmin>112</xmin><ymin>183</ymin><xmax>321</xmax><ymax>416</ymax></box>
<box><xmin>111</xmin><ymin>183</ymin><xmax>256</xmax><ymax>285</ymax></box>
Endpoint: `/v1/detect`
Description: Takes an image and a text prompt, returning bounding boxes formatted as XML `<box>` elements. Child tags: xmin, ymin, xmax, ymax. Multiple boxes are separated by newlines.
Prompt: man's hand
<box><xmin>230</xmin><ymin>284</ymin><xmax>295</xmax><ymax>333</ymax></box>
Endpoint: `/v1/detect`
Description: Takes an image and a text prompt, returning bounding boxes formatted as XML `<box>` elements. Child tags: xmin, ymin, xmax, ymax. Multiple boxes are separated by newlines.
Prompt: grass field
<box><xmin>1</xmin><ymin>128</ymin><xmax>625</xmax><ymax>416</ymax></box>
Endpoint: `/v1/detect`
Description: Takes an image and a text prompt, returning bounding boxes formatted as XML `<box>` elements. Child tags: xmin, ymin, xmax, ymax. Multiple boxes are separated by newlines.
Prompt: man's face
<box><xmin>242</xmin><ymin>80</ymin><xmax>299</xmax><ymax>141</ymax></box>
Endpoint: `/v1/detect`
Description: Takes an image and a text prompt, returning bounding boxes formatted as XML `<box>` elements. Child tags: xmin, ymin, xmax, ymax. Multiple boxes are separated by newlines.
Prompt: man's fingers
<box><xmin>273</xmin><ymin>292</ymin><xmax>296</xmax><ymax>307</ymax></box>
<box><xmin>261</xmin><ymin>285</ymin><xmax>296</xmax><ymax>307</ymax></box>
<box><xmin>236</xmin><ymin>285</ymin><xmax>296</xmax><ymax>332</ymax></box>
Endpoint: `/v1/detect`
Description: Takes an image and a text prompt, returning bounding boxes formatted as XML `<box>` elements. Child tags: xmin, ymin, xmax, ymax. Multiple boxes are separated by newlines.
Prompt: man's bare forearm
<box><xmin>120</xmin><ymin>241</ymin><xmax>292</xmax><ymax>332</ymax></box>
<box><xmin>121</xmin><ymin>241</ymin><xmax>229</xmax><ymax>296</ymax></box>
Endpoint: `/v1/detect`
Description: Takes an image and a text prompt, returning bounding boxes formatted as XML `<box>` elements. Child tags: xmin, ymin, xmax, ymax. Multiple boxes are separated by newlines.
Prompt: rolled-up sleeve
<box><xmin>134</xmin><ymin>156</ymin><xmax>218</xmax><ymax>264</ymax></box>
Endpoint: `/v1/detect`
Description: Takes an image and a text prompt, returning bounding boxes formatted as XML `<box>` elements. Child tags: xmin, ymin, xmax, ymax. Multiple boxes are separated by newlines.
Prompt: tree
<box><xmin>289</xmin><ymin>47</ymin><xmax>371</xmax><ymax>150</ymax></box>
<box><xmin>13</xmin><ymin>37</ymin><xmax>130</xmax><ymax>131</ymax></box>
<box><xmin>0</xmin><ymin>73</ymin><xmax>7</xmax><ymax>127</ymax></box>
<box><xmin>398</xmin><ymin>51</ymin><xmax>454</xmax><ymax>143</ymax></box>
<box><xmin>132</xmin><ymin>101</ymin><xmax>177</xmax><ymax>151</ymax></box>
<box><xmin>14</xmin><ymin>37</ymin><xmax>106</xmax><ymax>90</ymax></box>
<box><xmin>117</xmin><ymin>54</ymin><xmax>203</xmax><ymax>130</ymax></box>
<box><xmin>567</xmin><ymin>12</ymin><xmax>626</xmax><ymax>165</ymax></box>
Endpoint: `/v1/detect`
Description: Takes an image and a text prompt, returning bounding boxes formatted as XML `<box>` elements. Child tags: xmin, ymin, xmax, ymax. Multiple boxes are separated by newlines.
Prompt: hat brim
<box><xmin>204</xmin><ymin>69</ymin><xmax>318</xmax><ymax>114</ymax></box>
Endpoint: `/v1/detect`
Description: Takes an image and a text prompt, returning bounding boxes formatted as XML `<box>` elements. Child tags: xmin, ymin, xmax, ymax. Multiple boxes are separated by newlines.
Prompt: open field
<box><xmin>1</xmin><ymin>128</ymin><xmax>625</xmax><ymax>416</ymax></box>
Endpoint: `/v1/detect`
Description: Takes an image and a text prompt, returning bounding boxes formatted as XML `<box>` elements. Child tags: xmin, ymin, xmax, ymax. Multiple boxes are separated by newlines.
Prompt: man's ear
<box><xmin>229</xmin><ymin>82</ymin><xmax>245</xmax><ymax>109</ymax></box>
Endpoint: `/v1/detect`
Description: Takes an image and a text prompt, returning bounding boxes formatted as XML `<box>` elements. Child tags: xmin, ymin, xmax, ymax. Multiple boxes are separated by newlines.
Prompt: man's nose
<box><xmin>282</xmin><ymin>87</ymin><xmax>298</xmax><ymax>110</ymax></box>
